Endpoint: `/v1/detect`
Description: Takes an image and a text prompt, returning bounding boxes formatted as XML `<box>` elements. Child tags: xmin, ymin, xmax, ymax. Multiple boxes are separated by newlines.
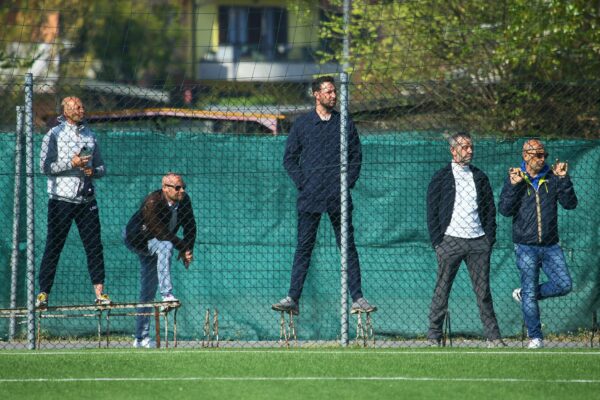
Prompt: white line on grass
<box><xmin>2</xmin><ymin>350</ymin><xmax>600</xmax><ymax>356</ymax></box>
<box><xmin>0</xmin><ymin>376</ymin><xmax>599</xmax><ymax>384</ymax></box>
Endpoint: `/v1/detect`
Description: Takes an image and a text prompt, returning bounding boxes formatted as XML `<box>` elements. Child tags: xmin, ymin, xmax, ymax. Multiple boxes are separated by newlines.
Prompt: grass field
<box><xmin>1</xmin><ymin>348</ymin><xmax>599</xmax><ymax>400</ymax></box>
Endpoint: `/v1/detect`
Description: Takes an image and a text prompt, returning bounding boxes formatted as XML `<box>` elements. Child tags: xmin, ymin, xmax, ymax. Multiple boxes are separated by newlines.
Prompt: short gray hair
<box><xmin>448</xmin><ymin>132</ymin><xmax>472</xmax><ymax>148</ymax></box>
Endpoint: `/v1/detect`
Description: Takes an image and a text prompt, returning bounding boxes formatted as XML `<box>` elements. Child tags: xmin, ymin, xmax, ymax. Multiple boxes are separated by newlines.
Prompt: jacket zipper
<box><xmin>535</xmin><ymin>191</ymin><xmax>542</xmax><ymax>243</ymax></box>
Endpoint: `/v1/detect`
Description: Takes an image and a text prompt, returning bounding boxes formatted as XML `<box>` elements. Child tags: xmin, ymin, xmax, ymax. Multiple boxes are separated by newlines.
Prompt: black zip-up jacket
<box><xmin>283</xmin><ymin>110</ymin><xmax>362</xmax><ymax>213</ymax></box>
<box><xmin>499</xmin><ymin>171</ymin><xmax>577</xmax><ymax>245</ymax></box>
<box><xmin>427</xmin><ymin>163</ymin><xmax>497</xmax><ymax>248</ymax></box>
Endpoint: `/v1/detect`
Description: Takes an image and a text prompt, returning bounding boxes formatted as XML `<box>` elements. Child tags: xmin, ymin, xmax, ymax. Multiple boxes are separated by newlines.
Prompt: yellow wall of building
<box><xmin>193</xmin><ymin>0</ymin><xmax>320</xmax><ymax>62</ymax></box>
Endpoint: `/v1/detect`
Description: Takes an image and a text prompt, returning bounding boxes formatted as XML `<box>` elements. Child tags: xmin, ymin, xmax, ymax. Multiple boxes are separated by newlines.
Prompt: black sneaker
<box><xmin>271</xmin><ymin>296</ymin><xmax>299</xmax><ymax>315</ymax></box>
<box><xmin>351</xmin><ymin>297</ymin><xmax>377</xmax><ymax>314</ymax></box>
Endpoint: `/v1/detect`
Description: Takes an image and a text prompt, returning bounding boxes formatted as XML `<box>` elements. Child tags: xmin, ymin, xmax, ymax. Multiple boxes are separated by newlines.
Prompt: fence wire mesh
<box><xmin>0</xmin><ymin>1</ymin><xmax>599</xmax><ymax>350</ymax></box>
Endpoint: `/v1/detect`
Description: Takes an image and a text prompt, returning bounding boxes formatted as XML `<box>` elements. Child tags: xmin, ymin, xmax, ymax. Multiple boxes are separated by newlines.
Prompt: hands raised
<box><xmin>552</xmin><ymin>159</ymin><xmax>568</xmax><ymax>177</ymax></box>
<box><xmin>508</xmin><ymin>167</ymin><xmax>524</xmax><ymax>185</ymax></box>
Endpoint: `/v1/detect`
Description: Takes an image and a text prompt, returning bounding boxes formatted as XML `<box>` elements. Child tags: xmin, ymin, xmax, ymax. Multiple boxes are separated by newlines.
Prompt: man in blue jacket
<box><xmin>426</xmin><ymin>132</ymin><xmax>504</xmax><ymax>347</ymax></box>
<box><xmin>499</xmin><ymin>139</ymin><xmax>577</xmax><ymax>349</ymax></box>
<box><xmin>271</xmin><ymin>76</ymin><xmax>376</xmax><ymax>316</ymax></box>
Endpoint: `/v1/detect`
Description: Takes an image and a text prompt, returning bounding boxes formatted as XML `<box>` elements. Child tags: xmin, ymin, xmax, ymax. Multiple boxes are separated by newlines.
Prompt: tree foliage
<box><xmin>319</xmin><ymin>0</ymin><xmax>600</xmax><ymax>137</ymax></box>
<box><xmin>1</xmin><ymin>0</ymin><xmax>185</xmax><ymax>85</ymax></box>
<box><xmin>70</xmin><ymin>1</ymin><xmax>185</xmax><ymax>84</ymax></box>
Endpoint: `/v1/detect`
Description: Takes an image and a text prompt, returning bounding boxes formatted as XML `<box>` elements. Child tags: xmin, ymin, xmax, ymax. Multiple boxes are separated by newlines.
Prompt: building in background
<box><xmin>188</xmin><ymin>0</ymin><xmax>340</xmax><ymax>82</ymax></box>
<box><xmin>1</xmin><ymin>10</ymin><xmax>61</xmax><ymax>92</ymax></box>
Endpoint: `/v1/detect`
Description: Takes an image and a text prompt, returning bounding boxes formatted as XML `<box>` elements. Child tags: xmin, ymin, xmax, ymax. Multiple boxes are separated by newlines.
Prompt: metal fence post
<box><xmin>339</xmin><ymin>0</ymin><xmax>351</xmax><ymax>348</ymax></box>
<box><xmin>24</xmin><ymin>73</ymin><xmax>36</xmax><ymax>350</ymax></box>
<box><xmin>339</xmin><ymin>70</ymin><xmax>350</xmax><ymax>347</ymax></box>
<box><xmin>9</xmin><ymin>106</ymin><xmax>24</xmax><ymax>341</ymax></box>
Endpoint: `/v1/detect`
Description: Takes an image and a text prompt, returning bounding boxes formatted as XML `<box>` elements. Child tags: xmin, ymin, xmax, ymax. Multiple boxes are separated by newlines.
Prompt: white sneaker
<box><xmin>512</xmin><ymin>288</ymin><xmax>522</xmax><ymax>303</ymax></box>
<box><xmin>162</xmin><ymin>294</ymin><xmax>179</xmax><ymax>302</ymax></box>
<box><xmin>133</xmin><ymin>337</ymin><xmax>156</xmax><ymax>349</ymax></box>
<box><xmin>528</xmin><ymin>338</ymin><xmax>544</xmax><ymax>349</ymax></box>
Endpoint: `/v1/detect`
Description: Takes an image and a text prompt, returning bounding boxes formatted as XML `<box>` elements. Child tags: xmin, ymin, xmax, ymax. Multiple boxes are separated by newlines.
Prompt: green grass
<box><xmin>1</xmin><ymin>348</ymin><xmax>599</xmax><ymax>399</ymax></box>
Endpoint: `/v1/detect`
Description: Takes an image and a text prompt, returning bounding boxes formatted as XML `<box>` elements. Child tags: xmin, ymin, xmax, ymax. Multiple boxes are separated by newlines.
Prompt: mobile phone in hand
<box><xmin>79</xmin><ymin>146</ymin><xmax>92</xmax><ymax>157</ymax></box>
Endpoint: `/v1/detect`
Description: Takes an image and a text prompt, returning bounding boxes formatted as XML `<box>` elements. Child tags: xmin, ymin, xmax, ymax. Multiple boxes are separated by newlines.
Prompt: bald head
<box><xmin>162</xmin><ymin>173</ymin><xmax>181</xmax><ymax>186</ymax></box>
<box><xmin>522</xmin><ymin>139</ymin><xmax>548</xmax><ymax>175</ymax></box>
<box><xmin>162</xmin><ymin>173</ymin><xmax>186</xmax><ymax>203</ymax></box>
<box><xmin>61</xmin><ymin>96</ymin><xmax>85</xmax><ymax>124</ymax></box>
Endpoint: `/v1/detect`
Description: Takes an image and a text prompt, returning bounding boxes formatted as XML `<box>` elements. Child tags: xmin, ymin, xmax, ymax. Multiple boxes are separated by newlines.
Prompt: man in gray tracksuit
<box><xmin>36</xmin><ymin>96</ymin><xmax>110</xmax><ymax>308</ymax></box>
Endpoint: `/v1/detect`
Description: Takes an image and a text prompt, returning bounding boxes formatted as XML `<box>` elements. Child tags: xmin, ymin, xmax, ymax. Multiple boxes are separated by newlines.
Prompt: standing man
<box><xmin>37</xmin><ymin>96</ymin><xmax>110</xmax><ymax>308</ymax></box>
<box><xmin>426</xmin><ymin>132</ymin><xmax>504</xmax><ymax>347</ymax></box>
<box><xmin>499</xmin><ymin>139</ymin><xmax>577</xmax><ymax>349</ymax></box>
<box><xmin>271</xmin><ymin>75</ymin><xmax>376</xmax><ymax>315</ymax></box>
<box><xmin>124</xmin><ymin>173</ymin><xmax>196</xmax><ymax>348</ymax></box>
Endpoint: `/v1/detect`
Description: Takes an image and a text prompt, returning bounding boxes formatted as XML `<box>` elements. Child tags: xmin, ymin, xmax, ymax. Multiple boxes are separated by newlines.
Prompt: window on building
<box><xmin>218</xmin><ymin>6</ymin><xmax>288</xmax><ymax>61</ymax></box>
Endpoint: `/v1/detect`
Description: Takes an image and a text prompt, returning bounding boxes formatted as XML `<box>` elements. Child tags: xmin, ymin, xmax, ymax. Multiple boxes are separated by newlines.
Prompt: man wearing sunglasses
<box><xmin>124</xmin><ymin>173</ymin><xmax>196</xmax><ymax>348</ymax></box>
<box><xmin>499</xmin><ymin>139</ymin><xmax>577</xmax><ymax>349</ymax></box>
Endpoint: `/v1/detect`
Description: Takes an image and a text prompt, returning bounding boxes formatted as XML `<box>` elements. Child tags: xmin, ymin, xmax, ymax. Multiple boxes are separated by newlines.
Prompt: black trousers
<box><xmin>427</xmin><ymin>235</ymin><xmax>501</xmax><ymax>340</ymax></box>
<box><xmin>287</xmin><ymin>210</ymin><xmax>363</xmax><ymax>302</ymax></box>
<box><xmin>39</xmin><ymin>198</ymin><xmax>105</xmax><ymax>294</ymax></box>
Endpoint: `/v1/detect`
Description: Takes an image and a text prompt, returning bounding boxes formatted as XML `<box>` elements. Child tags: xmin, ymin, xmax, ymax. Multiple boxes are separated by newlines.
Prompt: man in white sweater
<box><xmin>426</xmin><ymin>132</ymin><xmax>504</xmax><ymax>347</ymax></box>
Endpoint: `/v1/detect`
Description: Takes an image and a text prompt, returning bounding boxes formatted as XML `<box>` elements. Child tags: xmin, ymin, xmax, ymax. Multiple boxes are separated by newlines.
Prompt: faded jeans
<box><xmin>515</xmin><ymin>243</ymin><xmax>572</xmax><ymax>340</ymax></box>
<box><xmin>123</xmin><ymin>232</ymin><xmax>175</xmax><ymax>340</ymax></box>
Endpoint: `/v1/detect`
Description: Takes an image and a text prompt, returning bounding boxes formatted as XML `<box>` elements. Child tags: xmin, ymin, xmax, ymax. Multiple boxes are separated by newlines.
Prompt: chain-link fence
<box><xmin>1</xmin><ymin>1</ymin><xmax>599</xmax><ymax>350</ymax></box>
<box><xmin>1</xmin><ymin>77</ymin><xmax>598</xmax><ymax>350</ymax></box>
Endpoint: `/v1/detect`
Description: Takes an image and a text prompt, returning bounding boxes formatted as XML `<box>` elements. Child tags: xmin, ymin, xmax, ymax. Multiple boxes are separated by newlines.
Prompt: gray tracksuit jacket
<box><xmin>40</xmin><ymin>116</ymin><xmax>106</xmax><ymax>203</ymax></box>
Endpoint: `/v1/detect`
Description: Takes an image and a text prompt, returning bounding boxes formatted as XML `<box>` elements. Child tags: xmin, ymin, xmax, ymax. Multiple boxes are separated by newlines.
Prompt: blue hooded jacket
<box><xmin>499</xmin><ymin>163</ymin><xmax>577</xmax><ymax>245</ymax></box>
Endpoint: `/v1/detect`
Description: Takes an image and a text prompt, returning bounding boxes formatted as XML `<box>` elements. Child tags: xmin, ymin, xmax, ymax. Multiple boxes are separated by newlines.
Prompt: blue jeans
<box><xmin>515</xmin><ymin>244</ymin><xmax>572</xmax><ymax>339</ymax></box>
<box><xmin>123</xmin><ymin>232</ymin><xmax>175</xmax><ymax>340</ymax></box>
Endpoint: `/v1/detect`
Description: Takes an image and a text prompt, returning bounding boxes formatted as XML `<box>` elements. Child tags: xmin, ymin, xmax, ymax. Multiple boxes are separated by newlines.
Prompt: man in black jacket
<box><xmin>271</xmin><ymin>75</ymin><xmax>376</xmax><ymax>316</ymax></box>
<box><xmin>426</xmin><ymin>132</ymin><xmax>504</xmax><ymax>347</ymax></box>
<box><xmin>499</xmin><ymin>139</ymin><xmax>577</xmax><ymax>349</ymax></box>
<box><xmin>124</xmin><ymin>173</ymin><xmax>196</xmax><ymax>348</ymax></box>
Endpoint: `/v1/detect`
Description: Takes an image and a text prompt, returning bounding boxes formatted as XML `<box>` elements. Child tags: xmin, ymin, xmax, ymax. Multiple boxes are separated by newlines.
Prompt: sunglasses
<box><xmin>164</xmin><ymin>184</ymin><xmax>186</xmax><ymax>191</ymax></box>
<box><xmin>527</xmin><ymin>152</ymin><xmax>549</xmax><ymax>159</ymax></box>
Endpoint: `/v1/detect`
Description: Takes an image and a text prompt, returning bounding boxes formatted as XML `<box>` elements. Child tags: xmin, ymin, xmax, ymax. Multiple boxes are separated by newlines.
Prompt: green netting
<box><xmin>1</xmin><ymin>132</ymin><xmax>598</xmax><ymax>341</ymax></box>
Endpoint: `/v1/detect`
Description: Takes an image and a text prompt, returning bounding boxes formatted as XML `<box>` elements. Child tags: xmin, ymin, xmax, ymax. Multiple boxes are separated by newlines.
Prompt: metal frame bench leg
<box><xmin>96</xmin><ymin>309</ymin><xmax>103</xmax><ymax>348</ymax></box>
<box><xmin>36</xmin><ymin>310</ymin><xmax>42</xmax><ymax>349</ymax></box>
<box><xmin>105</xmin><ymin>309</ymin><xmax>112</xmax><ymax>348</ymax></box>
<box><xmin>203</xmin><ymin>308</ymin><xmax>211</xmax><ymax>347</ymax></box>
<box><xmin>163</xmin><ymin>310</ymin><xmax>169</xmax><ymax>348</ymax></box>
<box><xmin>592</xmin><ymin>311</ymin><xmax>598</xmax><ymax>348</ymax></box>
<box><xmin>213</xmin><ymin>308</ymin><xmax>219</xmax><ymax>348</ymax></box>
<box><xmin>279</xmin><ymin>311</ymin><xmax>296</xmax><ymax>348</ymax></box>
<box><xmin>366</xmin><ymin>312</ymin><xmax>374</xmax><ymax>347</ymax></box>
<box><xmin>354</xmin><ymin>311</ymin><xmax>374</xmax><ymax>347</ymax></box>
<box><xmin>174</xmin><ymin>308</ymin><xmax>178</xmax><ymax>348</ymax></box>
<box><xmin>154</xmin><ymin>306</ymin><xmax>161</xmax><ymax>348</ymax></box>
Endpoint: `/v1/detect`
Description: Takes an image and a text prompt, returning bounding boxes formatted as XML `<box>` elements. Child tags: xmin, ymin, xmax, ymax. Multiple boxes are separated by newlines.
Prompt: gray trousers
<box><xmin>427</xmin><ymin>235</ymin><xmax>501</xmax><ymax>340</ymax></box>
